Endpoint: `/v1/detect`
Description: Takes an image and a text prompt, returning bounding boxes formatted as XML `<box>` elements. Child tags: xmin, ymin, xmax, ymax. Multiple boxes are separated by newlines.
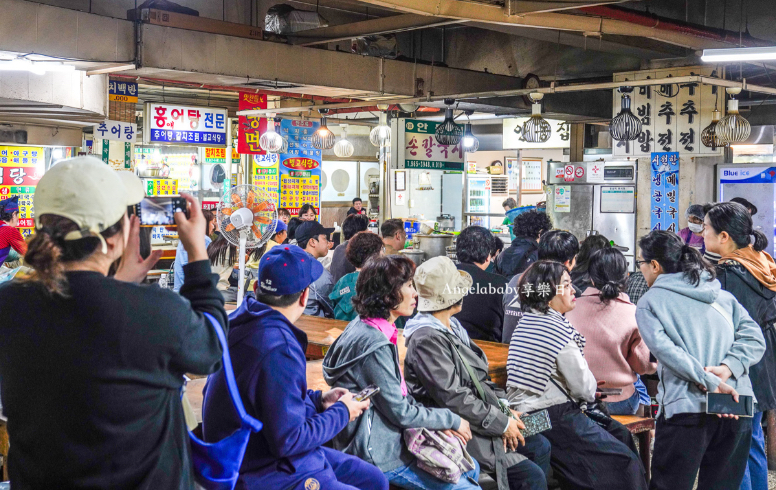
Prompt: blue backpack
<box><xmin>188</xmin><ymin>313</ymin><xmax>263</xmax><ymax>490</ymax></box>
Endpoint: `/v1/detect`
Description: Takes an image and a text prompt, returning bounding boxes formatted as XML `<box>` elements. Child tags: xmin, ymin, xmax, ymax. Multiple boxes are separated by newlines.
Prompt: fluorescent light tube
<box><xmin>702</xmin><ymin>47</ymin><xmax>776</xmax><ymax>62</ymax></box>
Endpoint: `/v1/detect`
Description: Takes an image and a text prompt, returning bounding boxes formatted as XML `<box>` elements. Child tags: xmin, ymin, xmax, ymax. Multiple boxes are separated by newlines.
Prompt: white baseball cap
<box><xmin>34</xmin><ymin>156</ymin><xmax>146</xmax><ymax>252</ymax></box>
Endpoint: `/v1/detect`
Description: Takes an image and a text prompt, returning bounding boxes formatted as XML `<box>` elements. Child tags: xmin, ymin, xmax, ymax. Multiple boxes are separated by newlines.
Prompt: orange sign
<box><xmin>282</xmin><ymin>158</ymin><xmax>320</xmax><ymax>170</ymax></box>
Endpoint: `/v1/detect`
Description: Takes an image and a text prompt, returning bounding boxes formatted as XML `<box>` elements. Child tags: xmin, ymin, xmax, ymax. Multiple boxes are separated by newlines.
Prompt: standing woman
<box><xmin>636</xmin><ymin>230</ymin><xmax>765</xmax><ymax>490</ymax></box>
<box><xmin>0</xmin><ymin>157</ymin><xmax>228</xmax><ymax>489</ymax></box>
<box><xmin>703</xmin><ymin>202</ymin><xmax>776</xmax><ymax>490</ymax></box>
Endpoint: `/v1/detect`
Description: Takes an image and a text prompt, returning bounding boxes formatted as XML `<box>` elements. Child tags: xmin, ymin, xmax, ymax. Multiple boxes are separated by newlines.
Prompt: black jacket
<box><xmin>570</xmin><ymin>270</ymin><xmax>591</xmax><ymax>298</ymax></box>
<box><xmin>717</xmin><ymin>261</ymin><xmax>776</xmax><ymax>411</ymax></box>
<box><xmin>330</xmin><ymin>240</ymin><xmax>355</xmax><ymax>284</ymax></box>
<box><xmin>454</xmin><ymin>263</ymin><xmax>509</xmax><ymax>343</ymax></box>
<box><xmin>495</xmin><ymin>237</ymin><xmax>539</xmax><ymax>280</ymax></box>
<box><xmin>0</xmin><ymin>260</ymin><xmax>227</xmax><ymax>489</ymax></box>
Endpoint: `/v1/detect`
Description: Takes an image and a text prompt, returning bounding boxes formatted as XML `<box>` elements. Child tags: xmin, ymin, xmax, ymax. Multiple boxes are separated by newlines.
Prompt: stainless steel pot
<box><xmin>400</xmin><ymin>249</ymin><xmax>426</xmax><ymax>266</ymax></box>
<box><xmin>415</xmin><ymin>234</ymin><xmax>455</xmax><ymax>260</ymax></box>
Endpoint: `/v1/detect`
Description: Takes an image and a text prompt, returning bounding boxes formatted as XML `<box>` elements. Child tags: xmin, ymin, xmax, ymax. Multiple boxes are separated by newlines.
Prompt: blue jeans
<box><xmin>384</xmin><ymin>458</ymin><xmax>480</xmax><ymax>490</ymax></box>
<box><xmin>607</xmin><ymin>390</ymin><xmax>641</xmax><ymax>415</ymax></box>
<box><xmin>740</xmin><ymin>411</ymin><xmax>768</xmax><ymax>490</ymax></box>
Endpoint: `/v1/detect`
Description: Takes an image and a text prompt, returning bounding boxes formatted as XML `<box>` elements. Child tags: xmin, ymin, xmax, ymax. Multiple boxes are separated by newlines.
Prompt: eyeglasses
<box><xmin>635</xmin><ymin>260</ymin><xmax>650</xmax><ymax>267</ymax></box>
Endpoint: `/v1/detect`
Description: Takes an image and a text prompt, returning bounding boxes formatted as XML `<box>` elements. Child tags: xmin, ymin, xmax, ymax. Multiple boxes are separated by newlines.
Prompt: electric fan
<box><xmin>217</xmin><ymin>185</ymin><xmax>277</xmax><ymax>306</ymax></box>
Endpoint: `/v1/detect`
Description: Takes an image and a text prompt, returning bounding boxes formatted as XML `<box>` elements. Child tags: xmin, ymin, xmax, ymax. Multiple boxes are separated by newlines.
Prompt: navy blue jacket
<box><xmin>202</xmin><ymin>297</ymin><xmax>349</xmax><ymax>489</ymax></box>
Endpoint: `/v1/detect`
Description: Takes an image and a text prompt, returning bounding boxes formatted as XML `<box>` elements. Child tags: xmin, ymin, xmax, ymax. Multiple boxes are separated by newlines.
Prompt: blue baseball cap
<box><xmin>257</xmin><ymin>244</ymin><xmax>323</xmax><ymax>295</ymax></box>
<box><xmin>0</xmin><ymin>196</ymin><xmax>19</xmax><ymax>215</ymax></box>
<box><xmin>272</xmin><ymin>219</ymin><xmax>288</xmax><ymax>233</ymax></box>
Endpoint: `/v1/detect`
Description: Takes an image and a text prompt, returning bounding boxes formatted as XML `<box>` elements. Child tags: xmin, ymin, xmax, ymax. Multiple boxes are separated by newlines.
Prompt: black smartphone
<box><xmin>134</xmin><ymin>197</ymin><xmax>187</xmax><ymax>227</ymax></box>
<box><xmin>354</xmin><ymin>384</ymin><xmax>380</xmax><ymax>402</ymax></box>
<box><xmin>519</xmin><ymin>410</ymin><xmax>552</xmax><ymax>437</ymax></box>
<box><xmin>706</xmin><ymin>393</ymin><xmax>754</xmax><ymax>417</ymax></box>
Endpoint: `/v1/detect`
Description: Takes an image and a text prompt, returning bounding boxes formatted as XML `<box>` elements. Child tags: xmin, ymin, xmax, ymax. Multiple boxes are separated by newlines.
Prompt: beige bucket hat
<box><xmin>414</xmin><ymin>256</ymin><xmax>473</xmax><ymax>312</ymax></box>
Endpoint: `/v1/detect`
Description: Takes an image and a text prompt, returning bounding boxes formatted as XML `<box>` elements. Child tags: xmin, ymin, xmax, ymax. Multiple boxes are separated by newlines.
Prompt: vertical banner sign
<box><xmin>253</xmin><ymin>154</ymin><xmax>280</xmax><ymax>208</ymax></box>
<box><xmin>237</xmin><ymin>92</ymin><xmax>268</xmax><ymax>154</ymax></box>
<box><xmin>0</xmin><ymin>146</ymin><xmax>45</xmax><ymax>236</ymax></box>
<box><xmin>403</xmin><ymin>119</ymin><xmax>464</xmax><ymax>170</ymax></box>
<box><xmin>278</xmin><ymin>119</ymin><xmax>321</xmax><ymax>215</ymax></box>
<box><xmin>650</xmin><ymin>152</ymin><xmax>680</xmax><ymax>232</ymax></box>
<box><xmin>124</xmin><ymin>142</ymin><xmax>132</xmax><ymax>169</ymax></box>
<box><xmin>102</xmin><ymin>140</ymin><xmax>109</xmax><ymax>164</ymax></box>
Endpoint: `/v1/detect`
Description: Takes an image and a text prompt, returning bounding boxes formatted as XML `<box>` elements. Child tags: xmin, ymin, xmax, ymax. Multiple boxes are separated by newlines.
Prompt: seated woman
<box><xmin>507</xmin><ymin>261</ymin><xmax>647</xmax><ymax>490</ymax></box>
<box><xmin>404</xmin><ymin>256</ymin><xmax>550</xmax><ymax>490</ymax></box>
<box><xmin>565</xmin><ymin>248</ymin><xmax>657</xmax><ymax>415</ymax></box>
<box><xmin>329</xmin><ymin>231</ymin><xmax>384</xmax><ymax>321</ymax></box>
<box><xmin>569</xmin><ymin>234</ymin><xmax>610</xmax><ymax>296</ymax></box>
<box><xmin>323</xmin><ymin>255</ymin><xmax>480</xmax><ymax>490</ymax></box>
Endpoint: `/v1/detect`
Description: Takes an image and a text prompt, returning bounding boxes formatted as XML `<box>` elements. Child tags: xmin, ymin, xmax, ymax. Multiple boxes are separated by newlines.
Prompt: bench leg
<box><xmin>637</xmin><ymin>431</ymin><xmax>652</xmax><ymax>484</ymax></box>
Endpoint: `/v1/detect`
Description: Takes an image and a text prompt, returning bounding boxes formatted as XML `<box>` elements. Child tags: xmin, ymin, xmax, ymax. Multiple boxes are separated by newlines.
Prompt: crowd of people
<box><xmin>0</xmin><ymin>156</ymin><xmax>773</xmax><ymax>490</ymax></box>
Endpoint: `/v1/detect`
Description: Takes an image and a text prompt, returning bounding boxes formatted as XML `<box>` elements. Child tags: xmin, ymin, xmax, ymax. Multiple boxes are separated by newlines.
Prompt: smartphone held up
<box><xmin>130</xmin><ymin>197</ymin><xmax>189</xmax><ymax>227</ymax></box>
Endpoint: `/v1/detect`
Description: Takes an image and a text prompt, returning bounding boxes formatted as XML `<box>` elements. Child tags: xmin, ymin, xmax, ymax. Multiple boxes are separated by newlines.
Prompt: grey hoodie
<box><xmin>322</xmin><ymin>317</ymin><xmax>461</xmax><ymax>472</ymax></box>
<box><xmin>636</xmin><ymin>271</ymin><xmax>765</xmax><ymax>418</ymax></box>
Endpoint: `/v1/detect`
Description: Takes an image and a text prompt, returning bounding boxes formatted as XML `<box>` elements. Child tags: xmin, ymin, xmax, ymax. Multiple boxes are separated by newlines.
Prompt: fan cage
<box><xmin>217</xmin><ymin>184</ymin><xmax>278</xmax><ymax>249</ymax></box>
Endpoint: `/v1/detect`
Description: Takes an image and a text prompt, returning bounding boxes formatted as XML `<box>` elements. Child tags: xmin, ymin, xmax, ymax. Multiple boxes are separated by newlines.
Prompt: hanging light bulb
<box><xmin>312</xmin><ymin>109</ymin><xmax>336</xmax><ymax>150</ymax></box>
<box><xmin>461</xmin><ymin>123</ymin><xmax>479</xmax><ymax>153</ymax></box>
<box><xmin>334</xmin><ymin>124</ymin><xmax>355</xmax><ymax>158</ymax></box>
<box><xmin>717</xmin><ymin>87</ymin><xmax>751</xmax><ymax>144</ymax></box>
<box><xmin>259</xmin><ymin>116</ymin><xmax>283</xmax><ymax>153</ymax></box>
<box><xmin>701</xmin><ymin>109</ymin><xmax>728</xmax><ymax>151</ymax></box>
<box><xmin>609</xmin><ymin>86</ymin><xmax>642</xmax><ymax>152</ymax></box>
<box><xmin>279</xmin><ymin>134</ymin><xmax>289</xmax><ymax>153</ymax></box>
<box><xmin>521</xmin><ymin>93</ymin><xmax>552</xmax><ymax>143</ymax></box>
<box><xmin>370</xmin><ymin>109</ymin><xmax>391</xmax><ymax>148</ymax></box>
<box><xmin>435</xmin><ymin>99</ymin><xmax>463</xmax><ymax>146</ymax></box>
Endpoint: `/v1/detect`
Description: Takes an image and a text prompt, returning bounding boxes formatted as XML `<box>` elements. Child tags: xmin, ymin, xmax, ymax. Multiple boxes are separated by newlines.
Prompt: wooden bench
<box><xmin>611</xmin><ymin>415</ymin><xmax>654</xmax><ymax>484</ymax></box>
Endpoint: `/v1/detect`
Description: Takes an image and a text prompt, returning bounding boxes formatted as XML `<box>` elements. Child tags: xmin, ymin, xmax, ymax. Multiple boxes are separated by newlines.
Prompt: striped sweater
<box><xmin>507</xmin><ymin>308</ymin><xmax>586</xmax><ymax>393</ymax></box>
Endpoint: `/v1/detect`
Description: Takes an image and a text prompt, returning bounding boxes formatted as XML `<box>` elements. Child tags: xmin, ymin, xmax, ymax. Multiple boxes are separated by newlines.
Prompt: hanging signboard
<box><xmin>650</xmin><ymin>152</ymin><xmax>680</xmax><ymax>232</ymax></box>
<box><xmin>613</xmin><ymin>66</ymin><xmax>722</xmax><ymax>157</ymax></box>
<box><xmin>203</xmin><ymin>147</ymin><xmax>240</xmax><ymax>164</ymax></box>
<box><xmin>253</xmin><ymin>153</ymin><xmax>280</xmax><ymax>209</ymax></box>
<box><xmin>143</xmin><ymin>103</ymin><xmax>228</xmax><ymax>146</ymax></box>
<box><xmin>95</xmin><ymin>120</ymin><xmax>137</xmax><ymax>143</ymax></box>
<box><xmin>0</xmin><ymin>146</ymin><xmax>45</xmax><ymax>236</ymax></box>
<box><xmin>237</xmin><ymin>92</ymin><xmax>268</xmax><ymax>154</ymax></box>
<box><xmin>108</xmin><ymin>80</ymin><xmax>138</xmax><ymax>103</ymax></box>
<box><xmin>402</xmin><ymin>119</ymin><xmax>464</xmax><ymax>171</ymax></box>
<box><xmin>278</xmin><ymin>119</ymin><xmax>321</xmax><ymax>215</ymax></box>
<box><xmin>502</xmin><ymin>118</ymin><xmax>571</xmax><ymax>149</ymax></box>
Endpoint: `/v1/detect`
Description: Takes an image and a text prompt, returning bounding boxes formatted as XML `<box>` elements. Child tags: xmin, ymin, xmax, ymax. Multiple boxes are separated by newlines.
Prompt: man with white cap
<box><xmin>0</xmin><ymin>156</ymin><xmax>228</xmax><ymax>489</ymax></box>
<box><xmin>404</xmin><ymin>256</ymin><xmax>551</xmax><ymax>490</ymax></box>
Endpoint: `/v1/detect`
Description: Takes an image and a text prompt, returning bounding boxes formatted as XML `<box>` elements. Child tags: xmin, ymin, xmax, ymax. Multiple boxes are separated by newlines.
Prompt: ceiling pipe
<box><xmin>579</xmin><ymin>5</ymin><xmax>774</xmax><ymax>48</ymax></box>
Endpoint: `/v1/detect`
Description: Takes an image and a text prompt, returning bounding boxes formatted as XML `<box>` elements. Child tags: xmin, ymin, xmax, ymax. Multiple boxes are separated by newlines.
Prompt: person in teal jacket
<box><xmin>330</xmin><ymin>231</ymin><xmax>384</xmax><ymax>321</ymax></box>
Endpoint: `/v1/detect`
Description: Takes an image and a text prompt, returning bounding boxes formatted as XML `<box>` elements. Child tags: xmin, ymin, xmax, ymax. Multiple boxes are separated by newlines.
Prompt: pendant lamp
<box><xmin>717</xmin><ymin>87</ymin><xmax>751</xmax><ymax>144</ymax></box>
<box><xmin>521</xmin><ymin>93</ymin><xmax>552</xmax><ymax>143</ymax></box>
<box><xmin>312</xmin><ymin>109</ymin><xmax>336</xmax><ymax>150</ymax></box>
<box><xmin>370</xmin><ymin>110</ymin><xmax>391</xmax><ymax>148</ymax></box>
<box><xmin>259</xmin><ymin>117</ymin><xmax>284</xmax><ymax>153</ymax></box>
<box><xmin>609</xmin><ymin>87</ymin><xmax>642</xmax><ymax>152</ymax></box>
<box><xmin>701</xmin><ymin>110</ymin><xmax>728</xmax><ymax>150</ymax></box>
<box><xmin>333</xmin><ymin>124</ymin><xmax>355</xmax><ymax>158</ymax></box>
<box><xmin>461</xmin><ymin>123</ymin><xmax>479</xmax><ymax>153</ymax></box>
<box><xmin>434</xmin><ymin>99</ymin><xmax>463</xmax><ymax>146</ymax></box>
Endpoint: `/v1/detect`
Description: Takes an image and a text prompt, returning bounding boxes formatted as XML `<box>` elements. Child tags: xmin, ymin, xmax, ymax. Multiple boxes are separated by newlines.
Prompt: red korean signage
<box><xmin>282</xmin><ymin>157</ymin><xmax>320</xmax><ymax>171</ymax></box>
<box><xmin>238</xmin><ymin>92</ymin><xmax>268</xmax><ymax>154</ymax></box>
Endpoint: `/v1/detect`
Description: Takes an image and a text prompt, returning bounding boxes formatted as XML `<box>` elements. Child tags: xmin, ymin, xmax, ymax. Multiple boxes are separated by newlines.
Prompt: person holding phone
<box><xmin>202</xmin><ymin>245</ymin><xmax>383</xmax><ymax>490</ymax></box>
<box><xmin>0</xmin><ymin>156</ymin><xmax>225</xmax><ymax>489</ymax></box>
<box><xmin>635</xmin><ymin>230</ymin><xmax>765</xmax><ymax>490</ymax></box>
<box><xmin>703</xmin><ymin>202</ymin><xmax>776</xmax><ymax>490</ymax></box>
<box><xmin>323</xmin><ymin>255</ymin><xmax>480</xmax><ymax>490</ymax></box>
<box><xmin>404</xmin><ymin>256</ymin><xmax>550</xmax><ymax>490</ymax></box>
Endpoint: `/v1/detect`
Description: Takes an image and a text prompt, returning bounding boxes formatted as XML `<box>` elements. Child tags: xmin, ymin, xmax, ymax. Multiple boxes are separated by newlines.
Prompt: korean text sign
<box><xmin>108</xmin><ymin>80</ymin><xmax>138</xmax><ymax>103</ymax></box>
<box><xmin>278</xmin><ymin>119</ymin><xmax>321</xmax><ymax>215</ymax></box>
<box><xmin>502</xmin><ymin>118</ymin><xmax>571</xmax><ymax>149</ymax></box>
<box><xmin>253</xmin><ymin>153</ymin><xmax>279</xmax><ymax>209</ymax></box>
<box><xmin>403</xmin><ymin>119</ymin><xmax>464</xmax><ymax>170</ymax></box>
<box><xmin>650</xmin><ymin>152</ymin><xmax>680</xmax><ymax>232</ymax></box>
<box><xmin>237</xmin><ymin>92</ymin><xmax>268</xmax><ymax>154</ymax></box>
<box><xmin>0</xmin><ymin>146</ymin><xmax>45</xmax><ymax>235</ymax></box>
<box><xmin>144</xmin><ymin>103</ymin><xmax>228</xmax><ymax>146</ymax></box>
<box><xmin>95</xmin><ymin>120</ymin><xmax>137</xmax><ymax>143</ymax></box>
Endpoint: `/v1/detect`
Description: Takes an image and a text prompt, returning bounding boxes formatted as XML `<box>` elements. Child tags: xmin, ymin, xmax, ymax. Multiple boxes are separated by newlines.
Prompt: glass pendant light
<box><xmin>333</xmin><ymin>124</ymin><xmax>355</xmax><ymax>158</ymax></box>
<box><xmin>259</xmin><ymin>117</ymin><xmax>284</xmax><ymax>153</ymax></box>
<box><xmin>461</xmin><ymin>123</ymin><xmax>479</xmax><ymax>153</ymax></box>
<box><xmin>701</xmin><ymin>90</ymin><xmax>729</xmax><ymax>151</ymax></box>
<box><xmin>370</xmin><ymin>106</ymin><xmax>391</xmax><ymax>148</ymax></box>
<box><xmin>435</xmin><ymin>99</ymin><xmax>463</xmax><ymax>146</ymax></box>
<box><xmin>717</xmin><ymin>87</ymin><xmax>751</xmax><ymax>144</ymax></box>
<box><xmin>521</xmin><ymin>93</ymin><xmax>552</xmax><ymax>143</ymax></box>
<box><xmin>609</xmin><ymin>87</ymin><xmax>642</xmax><ymax>152</ymax></box>
<box><xmin>312</xmin><ymin>109</ymin><xmax>336</xmax><ymax>150</ymax></box>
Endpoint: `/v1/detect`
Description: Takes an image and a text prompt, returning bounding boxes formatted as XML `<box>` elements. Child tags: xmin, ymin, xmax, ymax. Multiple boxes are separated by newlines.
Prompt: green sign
<box><xmin>403</xmin><ymin>118</ymin><xmax>464</xmax><ymax>171</ymax></box>
<box><xmin>255</xmin><ymin>167</ymin><xmax>278</xmax><ymax>175</ymax></box>
<box><xmin>124</xmin><ymin>142</ymin><xmax>132</xmax><ymax>169</ymax></box>
<box><xmin>405</xmin><ymin>160</ymin><xmax>464</xmax><ymax>170</ymax></box>
<box><xmin>102</xmin><ymin>139</ymin><xmax>109</xmax><ymax>164</ymax></box>
<box><xmin>290</xmin><ymin>171</ymin><xmax>311</xmax><ymax>177</ymax></box>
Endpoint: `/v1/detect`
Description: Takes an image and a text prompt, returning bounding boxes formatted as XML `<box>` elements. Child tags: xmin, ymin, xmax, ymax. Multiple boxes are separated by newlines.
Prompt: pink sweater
<box><xmin>565</xmin><ymin>289</ymin><xmax>657</xmax><ymax>402</ymax></box>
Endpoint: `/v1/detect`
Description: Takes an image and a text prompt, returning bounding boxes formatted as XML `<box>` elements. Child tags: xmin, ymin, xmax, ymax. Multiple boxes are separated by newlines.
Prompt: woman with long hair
<box><xmin>569</xmin><ymin>234</ymin><xmax>611</xmax><ymax>296</ymax></box>
<box><xmin>636</xmin><ymin>230</ymin><xmax>765</xmax><ymax>490</ymax></box>
<box><xmin>704</xmin><ymin>202</ymin><xmax>776</xmax><ymax>490</ymax></box>
<box><xmin>566</xmin><ymin>248</ymin><xmax>656</xmax><ymax>415</ymax></box>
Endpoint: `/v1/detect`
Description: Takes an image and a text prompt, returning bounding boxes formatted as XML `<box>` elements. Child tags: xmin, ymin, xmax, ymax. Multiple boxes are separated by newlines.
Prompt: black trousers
<box><xmin>541</xmin><ymin>402</ymin><xmax>647</xmax><ymax>490</ymax></box>
<box><xmin>650</xmin><ymin>413</ymin><xmax>752</xmax><ymax>490</ymax></box>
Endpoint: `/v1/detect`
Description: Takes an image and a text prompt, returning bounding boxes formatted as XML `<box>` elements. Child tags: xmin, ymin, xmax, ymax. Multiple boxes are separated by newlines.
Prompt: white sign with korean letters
<box><xmin>502</xmin><ymin>118</ymin><xmax>571</xmax><ymax>149</ymax></box>
<box><xmin>95</xmin><ymin>120</ymin><xmax>137</xmax><ymax>143</ymax></box>
<box><xmin>144</xmin><ymin>103</ymin><xmax>228</xmax><ymax>147</ymax></box>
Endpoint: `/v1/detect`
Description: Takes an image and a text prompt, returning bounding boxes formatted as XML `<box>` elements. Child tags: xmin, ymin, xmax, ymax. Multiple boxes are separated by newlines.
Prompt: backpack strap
<box><xmin>203</xmin><ymin>312</ymin><xmax>263</xmax><ymax>432</ymax></box>
<box><xmin>710</xmin><ymin>301</ymin><xmax>734</xmax><ymax>332</ymax></box>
